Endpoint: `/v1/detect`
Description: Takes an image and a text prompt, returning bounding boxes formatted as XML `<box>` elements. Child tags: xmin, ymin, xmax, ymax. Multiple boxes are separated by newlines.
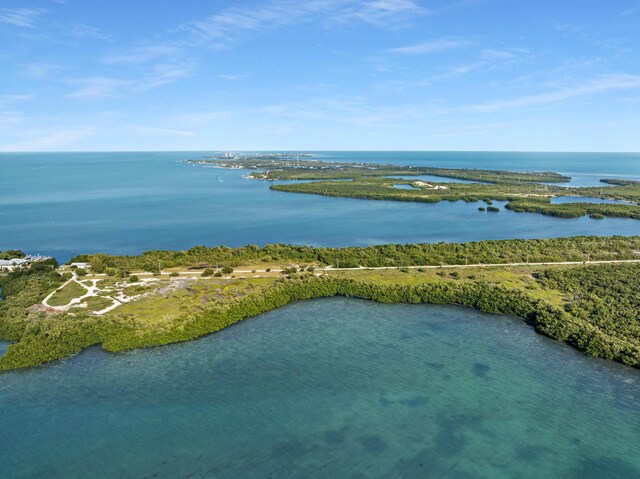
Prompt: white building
<box><xmin>0</xmin><ymin>258</ymin><xmax>29</xmax><ymax>271</ymax></box>
<box><xmin>70</xmin><ymin>262</ymin><xmax>90</xmax><ymax>270</ymax></box>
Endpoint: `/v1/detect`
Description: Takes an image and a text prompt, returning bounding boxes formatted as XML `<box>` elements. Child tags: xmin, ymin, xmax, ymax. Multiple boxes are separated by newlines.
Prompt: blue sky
<box><xmin>1</xmin><ymin>0</ymin><xmax>640</xmax><ymax>151</ymax></box>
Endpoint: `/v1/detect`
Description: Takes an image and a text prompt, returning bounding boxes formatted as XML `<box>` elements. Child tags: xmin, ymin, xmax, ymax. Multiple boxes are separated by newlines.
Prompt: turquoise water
<box><xmin>1</xmin><ymin>151</ymin><xmax>639</xmax><ymax>262</ymax></box>
<box><xmin>1</xmin><ymin>298</ymin><xmax>639</xmax><ymax>478</ymax></box>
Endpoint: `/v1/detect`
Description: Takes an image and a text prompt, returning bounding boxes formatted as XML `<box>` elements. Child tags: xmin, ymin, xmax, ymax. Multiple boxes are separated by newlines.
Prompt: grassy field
<box><xmin>47</xmin><ymin>281</ymin><xmax>88</xmax><ymax>307</ymax></box>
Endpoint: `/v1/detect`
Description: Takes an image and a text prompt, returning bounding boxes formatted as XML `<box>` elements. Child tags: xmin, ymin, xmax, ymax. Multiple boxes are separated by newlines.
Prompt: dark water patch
<box><xmin>358</xmin><ymin>435</ymin><xmax>388</xmax><ymax>453</ymax></box>
<box><xmin>514</xmin><ymin>444</ymin><xmax>553</xmax><ymax>463</ymax></box>
<box><xmin>324</xmin><ymin>427</ymin><xmax>348</xmax><ymax>445</ymax></box>
<box><xmin>472</xmin><ymin>363</ymin><xmax>491</xmax><ymax>378</ymax></box>
<box><xmin>570</xmin><ymin>456</ymin><xmax>640</xmax><ymax>479</ymax></box>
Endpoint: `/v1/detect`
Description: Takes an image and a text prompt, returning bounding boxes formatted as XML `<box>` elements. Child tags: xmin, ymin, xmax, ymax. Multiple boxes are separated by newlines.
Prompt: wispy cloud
<box><xmin>125</xmin><ymin>125</ymin><xmax>196</xmax><ymax>137</ymax></box>
<box><xmin>136</xmin><ymin>63</ymin><xmax>194</xmax><ymax>91</ymax></box>
<box><xmin>170</xmin><ymin>111</ymin><xmax>234</xmax><ymax>128</ymax></box>
<box><xmin>218</xmin><ymin>73</ymin><xmax>253</xmax><ymax>80</ymax></box>
<box><xmin>181</xmin><ymin>0</ymin><xmax>425</xmax><ymax>47</ymax></box>
<box><xmin>0</xmin><ymin>94</ymin><xmax>35</xmax><ymax>107</ymax></box>
<box><xmin>472</xmin><ymin>74</ymin><xmax>640</xmax><ymax>112</ymax></box>
<box><xmin>0</xmin><ymin>128</ymin><xmax>98</xmax><ymax>151</ymax></box>
<box><xmin>66</xmin><ymin>78</ymin><xmax>131</xmax><ymax>99</ymax></box>
<box><xmin>104</xmin><ymin>45</ymin><xmax>181</xmax><ymax>64</ymax></box>
<box><xmin>0</xmin><ymin>8</ymin><xmax>45</xmax><ymax>28</ymax></box>
<box><xmin>332</xmin><ymin>0</ymin><xmax>428</xmax><ymax>28</ymax></box>
<box><xmin>387</xmin><ymin>38</ymin><xmax>470</xmax><ymax>54</ymax></box>
<box><xmin>62</xmin><ymin>23</ymin><xmax>111</xmax><ymax>41</ymax></box>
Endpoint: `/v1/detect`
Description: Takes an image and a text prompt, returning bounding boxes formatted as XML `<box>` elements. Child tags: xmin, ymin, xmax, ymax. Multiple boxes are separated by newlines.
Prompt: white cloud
<box><xmin>387</xmin><ymin>39</ymin><xmax>470</xmax><ymax>54</ymax></box>
<box><xmin>0</xmin><ymin>128</ymin><xmax>98</xmax><ymax>151</ymax></box>
<box><xmin>63</xmin><ymin>23</ymin><xmax>111</xmax><ymax>41</ymax></box>
<box><xmin>334</xmin><ymin>0</ymin><xmax>428</xmax><ymax>27</ymax></box>
<box><xmin>0</xmin><ymin>94</ymin><xmax>35</xmax><ymax>107</ymax></box>
<box><xmin>125</xmin><ymin>125</ymin><xmax>197</xmax><ymax>137</ymax></box>
<box><xmin>0</xmin><ymin>8</ymin><xmax>44</xmax><ymax>28</ymax></box>
<box><xmin>136</xmin><ymin>63</ymin><xmax>193</xmax><ymax>91</ymax></box>
<box><xmin>104</xmin><ymin>45</ymin><xmax>181</xmax><ymax>64</ymax></box>
<box><xmin>182</xmin><ymin>0</ymin><xmax>425</xmax><ymax>46</ymax></box>
<box><xmin>66</xmin><ymin>78</ymin><xmax>131</xmax><ymax>99</ymax></box>
<box><xmin>472</xmin><ymin>74</ymin><xmax>640</xmax><ymax>112</ymax></box>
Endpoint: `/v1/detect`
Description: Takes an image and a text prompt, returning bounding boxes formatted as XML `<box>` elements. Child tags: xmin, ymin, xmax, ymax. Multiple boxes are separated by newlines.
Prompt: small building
<box><xmin>0</xmin><ymin>258</ymin><xmax>29</xmax><ymax>271</ymax></box>
<box><xmin>70</xmin><ymin>262</ymin><xmax>90</xmax><ymax>270</ymax></box>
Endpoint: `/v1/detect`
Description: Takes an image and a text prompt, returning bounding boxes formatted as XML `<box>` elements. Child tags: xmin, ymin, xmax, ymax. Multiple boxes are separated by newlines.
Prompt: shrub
<box><xmin>75</xmin><ymin>268</ymin><xmax>87</xmax><ymax>277</ymax></box>
<box><xmin>201</xmin><ymin>268</ymin><xmax>214</xmax><ymax>277</ymax></box>
<box><xmin>487</xmin><ymin>206</ymin><xmax>500</xmax><ymax>212</ymax></box>
<box><xmin>214</xmin><ymin>271</ymin><xmax>223</xmax><ymax>277</ymax></box>
<box><xmin>478</xmin><ymin>207</ymin><xmax>486</xmax><ymax>211</ymax></box>
<box><xmin>590</xmin><ymin>213</ymin><xmax>605</xmax><ymax>220</ymax></box>
<box><xmin>169</xmin><ymin>272</ymin><xmax>179</xmax><ymax>277</ymax></box>
<box><xmin>221</xmin><ymin>266</ymin><xmax>234</xmax><ymax>274</ymax></box>
<box><xmin>129</xmin><ymin>275</ymin><xmax>139</xmax><ymax>283</ymax></box>
<box><xmin>266</xmin><ymin>268</ymin><xmax>271</xmax><ymax>272</ymax></box>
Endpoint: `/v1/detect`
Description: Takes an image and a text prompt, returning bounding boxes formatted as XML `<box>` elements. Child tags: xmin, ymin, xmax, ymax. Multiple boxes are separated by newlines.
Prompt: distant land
<box><xmin>187</xmin><ymin>155</ymin><xmax>640</xmax><ymax>221</ymax></box>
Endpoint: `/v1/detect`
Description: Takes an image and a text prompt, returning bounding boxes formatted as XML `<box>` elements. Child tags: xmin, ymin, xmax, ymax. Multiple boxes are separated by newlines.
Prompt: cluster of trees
<box><xmin>506</xmin><ymin>197</ymin><xmax>640</xmax><ymax>220</ymax></box>
<box><xmin>537</xmin><ymin>264</ymin><xmax>640</xmax><ymax>363</ymax></box>
<box><xmin>71</xmin><ymin>236</ymin><xmax>640</xmax><ymax>271</ymax></box>
<box><xmin>0</xmin><ymin>250</ymin><xmax>25</xmax><ymax>260</ymax></box>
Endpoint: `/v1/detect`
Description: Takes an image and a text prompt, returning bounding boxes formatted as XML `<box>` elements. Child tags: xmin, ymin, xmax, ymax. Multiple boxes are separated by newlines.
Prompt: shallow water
<box><xmin>551</xmin><ymin>196</ymin><xmax>636</xmax><ymax>205</ymax></box>
<box><xmin>1</xmin><ymin>152</ymin><xmax>639</xmax><ymax>261</ymax></box>
<box><xmin>1</xmin><ymin>298</ymin><xmax>639</xmax><ymax>478</ymax></box>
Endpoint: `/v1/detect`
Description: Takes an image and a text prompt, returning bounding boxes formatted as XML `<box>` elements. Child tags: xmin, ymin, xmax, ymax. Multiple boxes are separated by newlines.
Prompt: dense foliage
<box><xmin>270</xmin><ymin>178</ymin><xmax>640</xmax><ymax>220</ymax></box>
<box><xmin>72</xmin><ymin>236</ymin><xmax>640</xmax><ymax>270</ymax></box>
<box><xmin>186</xmin><ymin>158</ymin><xmax>570</xmax><ymax>183</ymax></box>
<box><xmin>2</xmin><ymin>260</ymin><xmax>640</xmax><ymax>370</ymax></box>
<box><xmin>506</xmin><ymin>197</ymin><xmax>640</xmax><ymax>219</ymax></box>
<box><xmin>538</xmin><ymin>264</ymin><xmax>640</xmax><ymax>361</ymax></box>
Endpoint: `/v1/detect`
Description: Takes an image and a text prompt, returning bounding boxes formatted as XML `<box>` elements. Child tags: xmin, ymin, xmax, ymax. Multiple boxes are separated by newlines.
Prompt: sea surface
<box><xmin>1</xmin><ymin>298</ymin><xmax>639</xmax><ymax>478</ymax></box>
<box><xmin>1</xmin><ymin>151</ymin><xmax>639</xmax><ymax>262</ymax></box>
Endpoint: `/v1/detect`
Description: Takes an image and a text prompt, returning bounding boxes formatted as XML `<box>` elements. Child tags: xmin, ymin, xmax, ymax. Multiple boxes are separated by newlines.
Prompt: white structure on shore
<box><xmin>0</xmin><ymin>258</ymin><xmax>28</xmax><ymax>271</ymax></box>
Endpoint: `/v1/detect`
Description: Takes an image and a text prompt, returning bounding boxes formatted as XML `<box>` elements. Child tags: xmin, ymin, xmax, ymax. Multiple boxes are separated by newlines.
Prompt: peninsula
<box><xmin>187</xmin><ymin>156</ymin><xmax>640</xmax><ymax>220</ymax></box>
<box><xmin>1</xmin><ymin>236</ymin><xmax>639</xmax><ymax>371</ymax></box>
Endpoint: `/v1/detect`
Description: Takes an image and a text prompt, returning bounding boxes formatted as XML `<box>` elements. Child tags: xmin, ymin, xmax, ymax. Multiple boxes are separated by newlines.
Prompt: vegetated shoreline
<box><xmin>1</xmin><ymin>236</ymin><xmax>639</xmax><ymax>372</ymax></box>
<box><xmin>187</xmin><ymin>156</ymin><xmax>640</xmax><ymax>220</ymax></box>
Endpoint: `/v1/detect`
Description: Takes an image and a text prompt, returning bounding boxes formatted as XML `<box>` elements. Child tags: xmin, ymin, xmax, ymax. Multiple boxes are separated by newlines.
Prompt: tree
<box><xmin>221</xmin><ymin>266</ymin><xmax>234</xmax><ymax>274</ymax></box>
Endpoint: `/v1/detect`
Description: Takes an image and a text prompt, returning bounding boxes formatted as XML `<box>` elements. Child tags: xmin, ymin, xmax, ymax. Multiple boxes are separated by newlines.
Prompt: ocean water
<box><xmin>1</xmin><ymin>151</ymin><xmax>639</xmax><ymax>262</ymax></box>
<box><xmin>1</xmin><ymin>298</ymin><xmax>639</xmax><ymax>478</ymax></box>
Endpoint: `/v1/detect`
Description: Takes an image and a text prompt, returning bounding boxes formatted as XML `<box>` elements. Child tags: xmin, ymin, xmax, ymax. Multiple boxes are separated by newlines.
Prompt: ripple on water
<box><xmin>1</xmin><ymin>298</ymin><xmax>640</xmax><ymax>478</ymax></box>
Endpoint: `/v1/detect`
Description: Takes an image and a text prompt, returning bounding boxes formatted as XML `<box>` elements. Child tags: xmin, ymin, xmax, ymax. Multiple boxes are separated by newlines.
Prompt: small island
<box><xmin>1</xmin><ymin>236</ymin><xmax>640</xmax><ymax>371</ymax></box>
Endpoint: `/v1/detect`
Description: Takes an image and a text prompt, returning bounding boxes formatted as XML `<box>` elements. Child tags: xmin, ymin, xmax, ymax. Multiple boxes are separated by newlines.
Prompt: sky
<box><xmin>1</xmin><ymin>0</ymin><xmax>640</xmax><ymax>152</ymax></box>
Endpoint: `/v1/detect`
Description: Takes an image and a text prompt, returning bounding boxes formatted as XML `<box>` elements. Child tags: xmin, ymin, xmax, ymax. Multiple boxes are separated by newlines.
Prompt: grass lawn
<box><xmin>48</xmin><ymin>281</ymin><xmax>88</xmax><ymax>307</ymax></box>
